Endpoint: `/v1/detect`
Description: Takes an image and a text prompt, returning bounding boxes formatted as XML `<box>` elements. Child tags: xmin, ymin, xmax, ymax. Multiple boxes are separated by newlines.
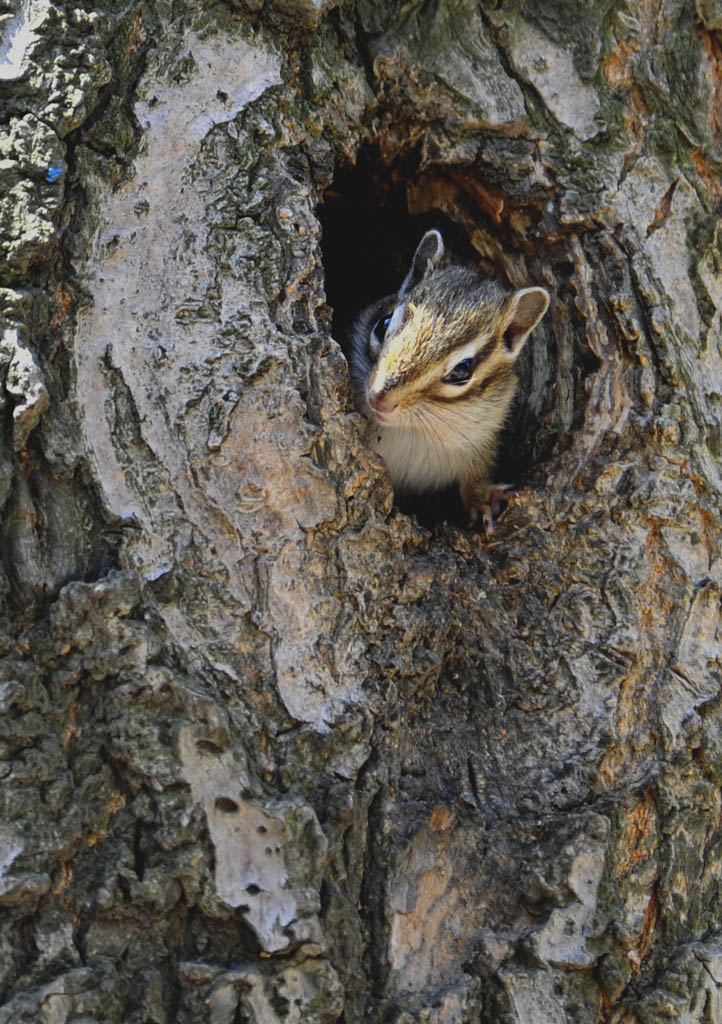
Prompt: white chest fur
<box><xmin>371</xmin><ymin>402</ymin><xmax>501</xmax><ymax>493</ymax></box>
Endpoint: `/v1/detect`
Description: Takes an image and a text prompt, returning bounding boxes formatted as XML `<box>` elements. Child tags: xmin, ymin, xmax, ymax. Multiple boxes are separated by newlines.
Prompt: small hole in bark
<box><xmin>196</xmin><ymin>738</ymin><xmax>223</xmax><ymax>755</ymax></box>
<box><xmin>214</xmin><ymin>797</ymin><xmax>239</xmax><ymax>813</ymax></box>
<box><xmin>318</xmin><ymin>144</ymin><xmax>560</xmax><ymax>529</ymax></box>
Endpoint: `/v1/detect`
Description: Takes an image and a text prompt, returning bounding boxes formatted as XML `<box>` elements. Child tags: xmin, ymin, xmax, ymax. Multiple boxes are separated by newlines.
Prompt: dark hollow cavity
<box><xmin>318</xmin><ymin>147</ymin><xmax>559</xmax><ymax>529</ymax></box>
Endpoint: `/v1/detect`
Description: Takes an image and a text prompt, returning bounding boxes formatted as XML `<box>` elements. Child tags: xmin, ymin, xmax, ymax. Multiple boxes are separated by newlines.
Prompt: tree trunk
<box><xmin>1</xmin><ymin>0</ymin><xmax>721</xmax><ymax>1021</ymax></box>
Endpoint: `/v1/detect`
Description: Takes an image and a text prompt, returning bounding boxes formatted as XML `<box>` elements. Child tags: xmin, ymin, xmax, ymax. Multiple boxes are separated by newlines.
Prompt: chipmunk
<box><xmin>347</xmin><ymin>229</ymin><xmax>549</xmax><ymax>531</ymax></box>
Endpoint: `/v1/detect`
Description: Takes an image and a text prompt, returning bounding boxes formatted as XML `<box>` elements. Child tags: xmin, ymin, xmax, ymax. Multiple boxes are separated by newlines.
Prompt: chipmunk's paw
<box><xmin>488</xmin><ymin>483</ymin><xmax>515</xmax><ymax>521</ymax></box>
<box><xmin>464</xmin><ymin>483</ymin><xmax>515</xmax><ymax>534</ymax></box>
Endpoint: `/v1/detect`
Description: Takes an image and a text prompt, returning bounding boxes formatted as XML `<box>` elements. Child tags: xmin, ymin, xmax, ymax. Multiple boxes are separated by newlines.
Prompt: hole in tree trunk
<box><xmin>318</xmin><ymin>144</ymin><xmax>561</xmax><ymax>529</ymax></box>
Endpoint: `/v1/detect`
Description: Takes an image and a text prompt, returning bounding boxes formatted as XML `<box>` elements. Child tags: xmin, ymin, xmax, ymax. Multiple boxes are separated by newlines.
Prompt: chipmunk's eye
<box><xmin>377</xmin><ymin>315</ymin><xmax>392</xmax><ymax>338</ymax></box>
<box><xmin>443</xmin><ymin>358</ymin><xmax>474</xmax><ymax>385</ymax></box>
<box><xmin>369</xmin><ymin>315</ymin><xmax>392</xmax><ymax>358</ymax></box>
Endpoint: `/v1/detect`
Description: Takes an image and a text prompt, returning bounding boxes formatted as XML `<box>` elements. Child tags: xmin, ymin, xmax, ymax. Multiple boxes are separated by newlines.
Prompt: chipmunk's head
<box><xmin>364</xmin><ymin>230</ymin><xmax>549</xmax><ymax>437</ymax></box>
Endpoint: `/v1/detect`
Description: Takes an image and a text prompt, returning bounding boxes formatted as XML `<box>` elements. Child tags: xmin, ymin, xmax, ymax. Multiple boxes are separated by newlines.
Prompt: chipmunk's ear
<box><xmin>502</xmin><ymin>287</ymin><xmax>549</xmax><ymax>359</ymax></box>
<box><xmin>399</xmin><ymin>229</ymin><xmax>444</xmax><ymax>298</ymax></box>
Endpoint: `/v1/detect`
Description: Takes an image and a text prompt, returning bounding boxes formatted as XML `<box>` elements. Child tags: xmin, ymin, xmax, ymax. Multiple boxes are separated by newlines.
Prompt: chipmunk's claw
<box><xmin>466</xmin><ymin>484</ymin><xmax>515</xmax><ymax>534</ymax></box>
<box><xmin>482</xmin><ymin>505</ymin><xmax>495</xmax><ymax>535</ymax></box>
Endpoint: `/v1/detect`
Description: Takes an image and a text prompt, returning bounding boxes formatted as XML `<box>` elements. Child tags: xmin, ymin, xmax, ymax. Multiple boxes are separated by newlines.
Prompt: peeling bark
<box><xmin>1</xmin><ymin>0</ymin><xmax>721</xmax><ymax>1021</ymax></box>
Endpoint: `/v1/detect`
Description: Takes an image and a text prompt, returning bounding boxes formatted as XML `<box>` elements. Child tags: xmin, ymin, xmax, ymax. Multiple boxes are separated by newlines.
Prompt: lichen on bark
<box><xmin>0</xmin><ymin>0</ymin><xmax>721</xmax><ymax>1022</ymax></box>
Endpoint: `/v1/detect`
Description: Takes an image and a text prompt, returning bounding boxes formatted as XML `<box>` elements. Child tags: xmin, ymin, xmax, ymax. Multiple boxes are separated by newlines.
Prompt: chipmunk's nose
<box><xmin>368</xmin><ymin>390</ymin><xmax>397</xmax><ymax>416</ymax></box>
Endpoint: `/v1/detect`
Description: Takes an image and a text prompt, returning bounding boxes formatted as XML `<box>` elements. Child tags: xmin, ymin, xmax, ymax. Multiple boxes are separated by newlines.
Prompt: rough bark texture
<box><xmin>1</xmin><ymin>0</ymin><xmax>722</xmax><ymax>1021</ymax></box>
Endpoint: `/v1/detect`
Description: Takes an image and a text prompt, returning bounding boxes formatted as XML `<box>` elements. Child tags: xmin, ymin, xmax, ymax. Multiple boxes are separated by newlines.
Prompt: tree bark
<box><xmin>1</xmin><ymin>0</ymin><xmax>721</xmax><ymax>1021</ymax></box>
